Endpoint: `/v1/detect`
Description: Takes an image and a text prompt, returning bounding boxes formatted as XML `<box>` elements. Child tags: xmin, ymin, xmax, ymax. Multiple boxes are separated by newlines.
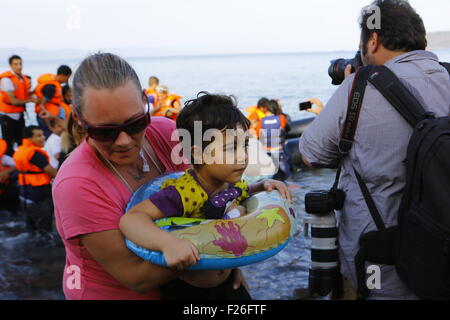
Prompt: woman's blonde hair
<box><xmin>71</xmin><ymin>52</ymin><xmax>142</xmax><ymax>115</ymax></box>
<box><xmin>68</xmin><ymin>52</ymin><xmax>143</xmax><ymax>144</ymax></box>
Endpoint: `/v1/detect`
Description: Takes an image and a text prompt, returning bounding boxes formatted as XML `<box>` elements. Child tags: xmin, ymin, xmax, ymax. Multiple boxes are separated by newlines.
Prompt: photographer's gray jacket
<box><xmin>299</xmin><ymin>50</ymin><xmax>450</xmax><ymax>299</ymax></box>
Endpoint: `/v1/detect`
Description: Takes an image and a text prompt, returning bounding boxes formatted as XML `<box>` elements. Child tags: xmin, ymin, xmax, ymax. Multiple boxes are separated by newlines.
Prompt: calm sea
<box><xmin>1</xmin><ymin>49</ymin><xmax>450</xmax><ymax>300</ymax></box>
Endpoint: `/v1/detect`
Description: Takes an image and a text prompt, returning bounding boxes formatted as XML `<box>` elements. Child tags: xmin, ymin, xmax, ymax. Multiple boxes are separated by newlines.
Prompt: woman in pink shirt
<box><xmin>52</xmin><ymin>53</ymin><xmax>247</xmax><ymax>300</ymax></box>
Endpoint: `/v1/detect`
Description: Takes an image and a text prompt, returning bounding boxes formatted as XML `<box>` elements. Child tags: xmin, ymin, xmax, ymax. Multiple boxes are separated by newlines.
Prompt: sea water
<box><xmin>1</xmin><ymin>49</ymin><xmax>450</xmax><ymax>299</ymax></box>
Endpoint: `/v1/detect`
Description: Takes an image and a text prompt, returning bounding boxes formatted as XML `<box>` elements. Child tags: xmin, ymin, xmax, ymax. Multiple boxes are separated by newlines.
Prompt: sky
<box><xmin>1</xmin><ymin>0</ymin><xmax>450</xmax><ymax>56</ymax></box>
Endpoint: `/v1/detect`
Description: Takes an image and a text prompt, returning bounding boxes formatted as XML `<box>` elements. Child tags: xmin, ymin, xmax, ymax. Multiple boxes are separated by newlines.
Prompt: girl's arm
<box><xmin>119</xmin><ymin>199</ymin><xmax>200</xmax><ymax>270</ymax></box>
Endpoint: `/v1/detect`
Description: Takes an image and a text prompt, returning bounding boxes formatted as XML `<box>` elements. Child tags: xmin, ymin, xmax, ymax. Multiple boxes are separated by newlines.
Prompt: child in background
<box><xmin>119</xmin><ymin>92</ymin><xmax>292</xmax><ymax>300</ymax></box>
<box><xmin>44</xmin><ymin>122</ymin><xmax>65</xmax><ymax>169</ymax></box>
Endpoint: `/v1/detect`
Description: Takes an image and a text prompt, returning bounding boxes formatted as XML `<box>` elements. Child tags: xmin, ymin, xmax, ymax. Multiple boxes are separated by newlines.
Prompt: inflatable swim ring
<box><xmin>125</xmin><ymin>172</ymin><xmax>297</xmax><ymax>270</ymax></box>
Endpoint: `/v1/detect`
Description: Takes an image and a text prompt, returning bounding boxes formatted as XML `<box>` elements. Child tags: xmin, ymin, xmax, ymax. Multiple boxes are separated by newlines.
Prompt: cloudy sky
<box><xmin>1</xmin><ymin>0</ymin><xmax>450</xmax><ymax>56</ymax></box>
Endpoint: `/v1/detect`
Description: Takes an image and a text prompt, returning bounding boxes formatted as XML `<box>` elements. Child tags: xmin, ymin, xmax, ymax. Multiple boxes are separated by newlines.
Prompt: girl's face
<box><xmin>196</xmin><ymin>126</ymin><xmax>249</xmax><ymax>185</ymax></box>
<box><xmin>80</xmin><ymin>80</ymin><xmax>147</xmax><ymax>167</ymax></box>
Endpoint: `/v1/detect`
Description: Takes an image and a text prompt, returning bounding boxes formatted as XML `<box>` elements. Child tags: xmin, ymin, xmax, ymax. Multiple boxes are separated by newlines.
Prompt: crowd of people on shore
<box><xmin>0</xmin><ymin>59</ymin><xmax>73</xmax><ymax>237</ymax></box>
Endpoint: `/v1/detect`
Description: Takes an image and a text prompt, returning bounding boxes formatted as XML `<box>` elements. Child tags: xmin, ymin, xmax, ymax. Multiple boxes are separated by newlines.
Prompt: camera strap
<box><xmin>337</xmin><ymin>66</ymin><xmax>386</xmax><ymax>230</ymax></box>
<box><xmin>338</xmin><ymin>66</ymin><xmax>372</xmax><ymax>155</ymax></box>
<box><xmin>330</xmin><ymin>67</ymin><xmax>371</xmax><ymax>192</ymax></box>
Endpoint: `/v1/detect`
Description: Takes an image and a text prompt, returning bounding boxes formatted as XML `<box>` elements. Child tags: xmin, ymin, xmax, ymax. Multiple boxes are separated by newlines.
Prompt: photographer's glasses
<box><xmin>79</xmin><ymin>91</ymin><xmax>151</xmax><ymax>142</ymax></box>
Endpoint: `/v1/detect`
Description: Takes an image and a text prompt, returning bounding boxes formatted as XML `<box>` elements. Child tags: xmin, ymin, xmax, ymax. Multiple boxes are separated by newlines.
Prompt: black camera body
<box><xmin>299</xmin><ymin>101</ymin><xmax>312</xmax><ymax>111</ymax></box>
<box><xmin>328</xmin><ymin>51</ymin><xmax>363</xmax><ymax>86</ymax></box>
<box><xmin>305</xmin><ymin>188</ymin><xmax>345</xmax><ymax>215</ymax></box>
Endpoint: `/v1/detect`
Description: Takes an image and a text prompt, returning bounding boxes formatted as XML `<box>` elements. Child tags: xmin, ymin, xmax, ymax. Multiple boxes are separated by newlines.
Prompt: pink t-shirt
<box><xmin>53</xmin><ymin>117</ymin><xmax>189</xmax><ymax>300</ymax></box>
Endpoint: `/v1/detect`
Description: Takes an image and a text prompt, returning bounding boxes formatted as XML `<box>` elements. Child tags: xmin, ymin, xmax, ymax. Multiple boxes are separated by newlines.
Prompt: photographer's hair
<box><xmin>176</xmin><ymin>92</ymin><xmax>250</xmax><ymax>164</ymax></box>
<box><xmin>8</xmin><ymin>55</ymin><xmax>21</xmax><ymax>65</ymax></box>
<box><xmin>71</xmin><ymin>52</ymin><xmax>142</xmax><ymax>116</ymax></box>
<box><xmin>359</xmin><ymin>0</ymin><xmax>427</xmax><ymax>53</ymax></box>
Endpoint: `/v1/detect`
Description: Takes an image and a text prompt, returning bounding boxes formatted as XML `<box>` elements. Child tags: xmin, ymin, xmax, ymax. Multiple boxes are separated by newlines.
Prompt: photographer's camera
<box><xmin>328</xmin><ymin>51</ymin><xmax>363</xmax><ymax>85</ymax></box>
<box><xmin>304</xmin><ymin>187</ymin><xmax>345</xmax><ymax>297</ymax></box>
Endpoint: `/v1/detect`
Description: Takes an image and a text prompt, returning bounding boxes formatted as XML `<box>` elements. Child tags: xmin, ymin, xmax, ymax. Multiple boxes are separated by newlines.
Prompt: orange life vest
<box><xmin>34</xmin><ymin>73</ymin><xmax>63</xmax><ymax>117</ymax></box>
<box><xmin>153</xmin><ymin>94</ymin><xmax>182</xmax><ymax>121</ymax></box>
<box><xmin>0</xmin><ymin>139</ymin><xmax>9</xmax><ymax>193</ymax></box>
<box><xmin>245</xmin><ymin>105</ymin><xmax>267</xmax><ymax>121</ymax></box>
<box><xmin>245</xmin><ymin>105</ymin><xmax>267</xmax><ymax>133</ymax></box>
<box><xmin>0</xmin><ymin>71</ymin><xmax>31</xmax><ymax>113</ymax></box>
<box><xmin>13</xmin><ymin>139</ymin><xmax>51</xmax><ymax>187</ymax></box>
<box><xmin>60</xmin><ymin>102</ymin><xmax>71</xmax><ymax>119</ymax></box>
<box><xmin>0</xmin><ymin>139</ymin><xmax>6</xmax><ymax>159</ymax></box>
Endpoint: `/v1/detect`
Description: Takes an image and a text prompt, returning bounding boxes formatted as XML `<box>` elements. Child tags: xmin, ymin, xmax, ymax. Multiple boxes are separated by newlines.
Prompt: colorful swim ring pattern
<box><xmin>125</xmin><ymin>172</ymin><xmax>297</xmax><ymax>270</ymax></box>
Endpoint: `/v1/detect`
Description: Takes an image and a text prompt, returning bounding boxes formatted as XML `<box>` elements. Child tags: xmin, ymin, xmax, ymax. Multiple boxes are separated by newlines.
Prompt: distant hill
<box><xmin>427</xmin><ymin>31</ymin><xmax>450</xmax><ymax>49</ymax></box>
<box><xmin>0</xmin><ymin>31</ymin><xmax>448</xmax><ymax>63</ymax></box>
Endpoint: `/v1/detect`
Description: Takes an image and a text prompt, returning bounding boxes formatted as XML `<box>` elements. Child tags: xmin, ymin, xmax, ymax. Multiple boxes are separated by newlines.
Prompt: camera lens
<box><xmin>328</xmin><ymin>51</ymin><xmax>362</xmax><ymax>86</ymax></box>
<box><xmin>309</xmin><ymin>268</ymin><xmax>340</xmax><ymax>297</ymax></box>
<box><xmin>328</xmin><ymin>58</ymin><xmax>355</xmax><ymax>86</ymax></box>
<box><xmin>307</xmin><ymin>211</ymin><xmax>339</xmax><ymax>297</ymax></box>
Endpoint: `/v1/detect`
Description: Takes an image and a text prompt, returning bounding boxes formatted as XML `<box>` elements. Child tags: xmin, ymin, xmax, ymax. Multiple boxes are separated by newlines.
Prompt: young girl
<box><xmin>119</xmin><ymin>92</ymin><xmax>292</xmax><ymax>299</ymax></box>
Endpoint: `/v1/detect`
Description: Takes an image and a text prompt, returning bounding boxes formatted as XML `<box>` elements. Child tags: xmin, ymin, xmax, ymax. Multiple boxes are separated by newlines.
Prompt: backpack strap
<box><xmin>353</xmin><ymin>169</ymin><xmax>386</xmax><ymax>231</ymax></box>
<box><xmin>367</xmin><ymin>65</ymin><xmax>431</xmax><ymax>127</ymax></box>
<box><xmin>439</xmin><ymin>62</ymin><xmax>450</xmax><ymax>76</ymax></box>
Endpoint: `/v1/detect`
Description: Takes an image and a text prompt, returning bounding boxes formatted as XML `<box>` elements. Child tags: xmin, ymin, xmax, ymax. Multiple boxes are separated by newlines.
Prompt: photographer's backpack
<box><xmin>341</xmin><ymin>63</ymin><xmax>450</xmax><ymax>300</ymax></box>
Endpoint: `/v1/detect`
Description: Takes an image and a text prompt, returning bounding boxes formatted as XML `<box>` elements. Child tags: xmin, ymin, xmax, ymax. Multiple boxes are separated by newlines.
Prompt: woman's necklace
<box><xmin>96</xmin><ymin>142</ymin><xmax>164</xmax><ymax>193</ymax></box>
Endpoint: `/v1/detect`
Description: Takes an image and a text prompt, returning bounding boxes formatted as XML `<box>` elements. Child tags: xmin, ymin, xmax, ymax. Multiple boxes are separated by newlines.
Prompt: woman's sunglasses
<box><xmin>79</xmin><ymin>91</ymin><xmax>151</xmax><ymax>142</ymax></box>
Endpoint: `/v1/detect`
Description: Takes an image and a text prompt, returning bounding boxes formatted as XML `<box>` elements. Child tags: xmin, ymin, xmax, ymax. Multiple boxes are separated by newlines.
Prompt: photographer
<box><xmin>299</xmin><ymin>0</ymin><xmax>450</xmax><ymax>299</ymax></box>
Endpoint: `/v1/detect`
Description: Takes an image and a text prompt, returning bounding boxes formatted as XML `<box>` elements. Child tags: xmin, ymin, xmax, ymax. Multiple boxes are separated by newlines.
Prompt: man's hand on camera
<box><xmin>344</xmin><ymin>64</ymin><xmax>353</xmax><ymax>79</ymax></box>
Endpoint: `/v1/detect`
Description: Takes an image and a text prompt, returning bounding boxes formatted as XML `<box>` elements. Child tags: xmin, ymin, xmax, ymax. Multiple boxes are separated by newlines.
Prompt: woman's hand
<box><xmin>162</xmin><ymin>238</ymin><xmax>200</xmax><ymax>271</ymax></box>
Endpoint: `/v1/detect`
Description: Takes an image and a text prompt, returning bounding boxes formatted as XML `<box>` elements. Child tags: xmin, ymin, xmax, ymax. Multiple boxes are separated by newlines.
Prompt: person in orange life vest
<box><xmin>0</xmin><ymin>139</ymin><xmax>16</xmax><ymax>196</ymax></box>
<box><xmin>13</xmin><ymin>126</ymin><xmax>58</xmax><ymax>234</ymax></box>
<box><xmin>275</xmin><ymin>99</ymin><xmax>292</xmax><ymax>132</ymax></box>
<box><xmin>152</xmin><ymin>85</ymin><xmax>182</xmax><ymax>120</ymax></box>
<box><xmin>256</xmin><ymin>100</ymin><xmax>291</xmax><ymax>181</ymax></box>
<box><xmin>34</xmin><ymin>65</ymin><xmax>72</xmax><ymax>138</ymax></box>
<box><xmin>0</xmin><ymin>55</ymin><xmax>39</xmax><ymax>156</ymax></box>
<box><xmin>245</xmin><ymin>97</ymin><xmax>269</xmax><ymax>137</ymax></box>
<box><xmin>145</xmin><ymin>76</ymin><xmax>160</xmax><ymax>111</ymax></box>
<box><xmin>0</xmin><ymin>138</ymin><xmax>20</xmax><ymax>214</ymax></box>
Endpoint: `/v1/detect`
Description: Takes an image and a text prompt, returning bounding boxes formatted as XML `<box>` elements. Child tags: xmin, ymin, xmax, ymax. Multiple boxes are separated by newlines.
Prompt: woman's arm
<box><xmin>54</xmin><ymin>175</ymin><xmax>195</xmax><ymax>294</ymax></box>
<box><xmin>80</xmin><ymin>229</ymin><xmax>179</xmax><ymax>293</ymax></box>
